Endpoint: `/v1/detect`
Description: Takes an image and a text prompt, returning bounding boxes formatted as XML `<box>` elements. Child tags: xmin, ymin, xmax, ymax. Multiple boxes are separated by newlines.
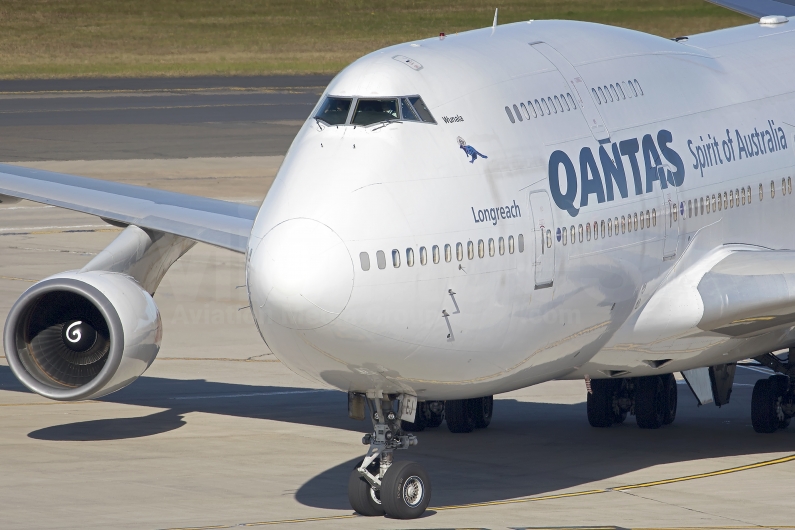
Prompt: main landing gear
<box><xmin>751</xmin><ymin>351</ymin><xmax>795</xmax><ymax>433</ymax></box>
<box><xmin>348</xmin><ymin>394</ymin><xmax>430</xmax><ymax>519</ymax></box>
<box><xmin>587</xmin><ymin>374</ymin><xmax>677</xmax><ymax>429</ymax></box>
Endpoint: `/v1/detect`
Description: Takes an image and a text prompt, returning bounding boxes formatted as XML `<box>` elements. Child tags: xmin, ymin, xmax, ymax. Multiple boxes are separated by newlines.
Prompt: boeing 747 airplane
<box><xmin>2</xmin><ymin>0</ymin><xmax>795</xmax><ymax>519</ymax></box>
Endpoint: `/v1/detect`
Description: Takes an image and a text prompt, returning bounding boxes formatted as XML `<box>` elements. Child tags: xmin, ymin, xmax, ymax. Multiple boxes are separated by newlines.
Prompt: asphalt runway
<box><xmin>1</xmin><ymin>77</ymin><xmax>795</xmax><ymax>530</ymax></box>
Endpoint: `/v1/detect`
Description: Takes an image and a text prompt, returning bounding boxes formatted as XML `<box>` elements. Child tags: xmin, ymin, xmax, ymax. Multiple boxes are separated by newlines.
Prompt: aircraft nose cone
<box><xmin>249</xmin><ymin>219</ymin><xmax>354</xmax><ymax>330</ymax></box>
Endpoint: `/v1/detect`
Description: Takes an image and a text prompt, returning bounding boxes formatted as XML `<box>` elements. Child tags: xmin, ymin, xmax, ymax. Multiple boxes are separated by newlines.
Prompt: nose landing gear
<box><xmin>348</xmin><ymin>394</ymin><xmax>431</xmax><ymax>519</ymax></box>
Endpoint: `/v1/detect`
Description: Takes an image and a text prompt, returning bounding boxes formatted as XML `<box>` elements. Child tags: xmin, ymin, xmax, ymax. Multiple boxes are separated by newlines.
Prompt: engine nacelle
<box><xmin>3</xmin><ymin>271</ymin><xmax>161</xmax><ymax>401</ymax></box>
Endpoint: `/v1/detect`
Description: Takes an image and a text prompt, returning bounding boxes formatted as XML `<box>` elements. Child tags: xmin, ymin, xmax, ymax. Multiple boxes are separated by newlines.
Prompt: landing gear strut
<box><xmin>587</xmin><ymin>374</ymin><xmax>677</xmax><ymax>429</ymax></box>
<box><xmin>348</xmin><ymin>394</ymin><xmax>431</xmax><ymax>519</ymax></box>
<box><xmin>751</xmin><ymin>350</ymin><xmax>795</xmax><ymax>433</ymax></box>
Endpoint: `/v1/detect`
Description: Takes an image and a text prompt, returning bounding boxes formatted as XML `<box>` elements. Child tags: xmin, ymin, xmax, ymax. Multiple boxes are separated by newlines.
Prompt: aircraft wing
<box><xmin>705</xmin><ymin>0</ymin><xmax>795</xmax><ymax>18</ymax></box>
<box><xmin>0</xmin><ymin>163</ymin><xmax>258</xmax><ymax>253</ymax></box>
<box><xmin>697</xmin><ymin>250</ymin><xmax>795</xmax><ymax>336</ymax></box>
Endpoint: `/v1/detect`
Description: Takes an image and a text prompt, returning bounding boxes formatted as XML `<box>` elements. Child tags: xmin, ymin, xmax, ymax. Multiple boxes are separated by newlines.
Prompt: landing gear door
<box><xmin>530</xmin><ymin>42</ymin><xmax>610</xmax><ymax>143</ymax></box>
<box><xmin>529</xmin><ymin>191</ymin><xmax>555</xmax><ymax>289</ymax></box>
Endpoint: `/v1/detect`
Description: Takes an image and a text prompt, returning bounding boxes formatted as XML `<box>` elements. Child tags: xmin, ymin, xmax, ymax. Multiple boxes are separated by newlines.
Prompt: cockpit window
<box><xmin>352</xmin><ymin>99</ymin><xmax>399</xmax><ymax>126</ymax></box>
<box><xmin>315</xmin><ymin>97</ymin><xmax>352</xmax><ymax>125</ymax></box>
<box><xmin>408</xmin><ymin>96</ymin><xmax>435</xmax><ymax>123</ymax></box>
<box><xmin>400</xmin><ymin>98</ymin><xmax>420</xmax><ymax>121</ymax></box>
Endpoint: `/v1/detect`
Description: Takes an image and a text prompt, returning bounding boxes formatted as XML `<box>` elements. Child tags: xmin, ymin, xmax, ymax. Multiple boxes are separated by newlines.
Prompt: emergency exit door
<box><xmin>529</xmin><ymin>191</ymin><xmax>555</xmax><ymax>289</ymax></box>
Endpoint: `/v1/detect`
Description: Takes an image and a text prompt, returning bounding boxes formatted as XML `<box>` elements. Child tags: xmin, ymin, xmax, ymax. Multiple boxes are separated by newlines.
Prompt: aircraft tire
<box><xmin>348</xmin><ymin>459</ymin><xmax>385</xmax><ymax>516</ymax></box>
<box><xmin>445</xmin><ymin>399</ymin><xmax>475</xmax><ymax>433</ymax></box>
<box><xmin>661</xmin><ymin>373</ymin><xmax>678</xmax><ymax>425</ymax></box>
<box><xmin>635</xmin><ymin>375</ymin><xmax>665</xmax><ymax>429</ymax></box>
<box><xmin>425</xmin><ymin>403</ymin><xmax>444</xmax><ymax>428</ymax></box>
<box><xmin>473</xmin><ymin>396</ymin><xmax>494</xmax><ymax>429</ymax></box>
<box><xmin>381</xmin><ymin>461</ymin><xmax>431</xmax><ymax>519</ymax></box>
<box><xmin>587</xmin><ymin>379</ymin><xmax>616</xmax><ymax>428</ymax></box>
<box><xmin>752</xmin><ymin>377</ymin><xmax>784</xmax><ymax>433</ymax></box>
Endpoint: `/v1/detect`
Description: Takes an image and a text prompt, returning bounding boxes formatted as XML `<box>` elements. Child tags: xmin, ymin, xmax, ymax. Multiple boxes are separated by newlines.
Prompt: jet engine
<box><xmin>3</xmin><ymin>270</ymin><xmax>161</xmax><ymax>401</ymax></box>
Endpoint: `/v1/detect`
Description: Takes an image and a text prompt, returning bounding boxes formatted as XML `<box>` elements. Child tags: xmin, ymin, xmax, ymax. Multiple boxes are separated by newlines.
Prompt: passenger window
<box><xmin>586</xmin><ymin>223</ymin><xmax>591</xmax><ymax>241</ymax></box>
<box><xmin>741</xmin><ymin>188</ymin><xmax>746</xmax><ymax>205</ymax></box>
<box><xmin>747</xmin><ymin>185</ymin><xmax>752</xmax><ymax>202</ymax></box>
<box><xmin>400</xmin><ymin>98</ymin><xmax>420</xmax><ymax>121</ymax></box>
<box><xmin>376</xmin><ymin>250</ymin><xmax>386</xmax><ymax>269</ymax></box>
<box><xmin>598</xmin><ymin>87</ymin><xmax>607</xmax><ymax>103</ymax></box>
<box><xmin>629</xmin><ymin>80</ymin><xmax>638</xmax><ymax>97</ymax></box>
<box><xmin>567</xmin><ymin>93</ymin><xmax>577</xmax><ymax>109</ymax></box>
<box><xmin>392</xmin><ymin>249</ymin><xmax>401</xmax><ymax>268</ymax></box>
<box><xmin>615</xmin><ymin>217</ymin><xmax>619</xmax><ymax>234</ymax></box>
<box><xmin>578</xmin><ymin>224</ymin><xmax>584</xmax><ymax>242</ymax></box>
<box><xmin>478</xmin><ymin>239</ymin><xmax>485</xmax><ymax>258</ymax></box>
<box><xmin>688</xmin><ymin>199</ymin><xmax>692</xmax><ymax>217</ymax></box>
<box><xmin>620</xmin><ymin>215</ymin><xmax>626</xmax><ymax>233</ymax></box>
<box><xmin>567</xmin><ymin>225</ymin><xmax>574</xmax><ymax>244</ymax></box>
<box><xmin>513</xmin><ymin>104</ymin><xmax>523</xmax><ymax>122</ymax></box>
<box><xmin>610</xmin><ymin>85</ymin><xmax>619</xmax><ymax>101</ymax></box>
<box><xmin>700</xmin><ymin>197</ymin><xmax>705</xmax><ymax>214</ymax></box>
<box><xmin>712</xmin><ymin>194</ymin><xmax>717</xmax><ymax>211</ymax></box>
<box><xmin>520</xmin><ymin>103</ymin><xmax>531</xmax><ymax>120</ymax></box>
<box><xmin>616</xmin><ymin>83</ymin><xmax>626</xmax><ymax>99</ymax></box>
<box><xmin>723</xmin><ymin>192</ymin><xmax>728</xmax><ymax>210</ymax></box>
<box><xmin>509</xmin><ymin>235</ymin><xmax>515</xmax><ymax>254</ymax></box>
<box><xmin>605</xmin><ymin>86</ymin><xmax>614</xmax><ymax>102</ymax></box>
<box><xmin>771</xmin><ymin>180</ymin><xmax>776</xmax><ymax>198</ymax></box>
<box><xmin>729</xmin><ymin>190</ymin><xmax>733</xmax><ymax>208</ymax></box>
<box><xmin>456</xmin><ymin>242</ymin><xmax>464</xmax><ymax>261</ymax></box>
<box><xmin>783</xmin><ymin>178</ymin><xmax>788</xmax><ymax>195</ymax></box>
<box><xmin>634</xmin><ymin>79</ymin><xmax>644</xmax><ymax>95</ymax></box>
<box><xmin>622</xmin><ymin>81</ymin><xmax>632</xmax><ymax>98</ymax></box>
<box><xmin>671</xmin><ymin>202</ymin><xmax>677</xmax><ymax>222</ymax></box>
<box><xmin>444</xmin><ymin>244</ymin><xmax>452</xmax><ymax>263</ymax></box>
<box><xmin>406</xmin><ymin>248</ymin><xmax>415</xmax><ymax>267</ymax></box>
<box><xmin>505</xmin><ymin>106</ymin><xmax>516</xmax><ymax>123</ymax></box>
<box><xmin>607</xmin><ymin>218</ymin><xmax>613</xmax><ymax>237</ymax></box>
<box><xmin>736</xmin><ymin>188</ymin><xmax>740</xmax><ymax>205</ymax></box>
<box><xmin>315</xmin><ymin>97</ymin><xmax>353</xmax><ymax>125</ymax></box>
<box><xmin>561</xmin><ymin>94</ymin><xmax>570</xmax><ymax>111</ymax></box>
<box><xmin>759</xmin><ymin>184</ymin><xmax>764</xmax><ymax>201</ymax></box>
<box><xmin>467</xmin><ymin>241</ymin><xmax>475</xmax><ymax>260</ymax></box>
<box><xmin>518</xmin><ymin>234</ymin><xmax>525</xmax><ymax>252</ymax></box>
<box><xmin>545</xmin><ymin>229</ymin><xmax>552</xmax><ymax>249</ymax></box>
<box><xmin>407</xmin><ymin>96</ymin><xmax>435</xmax><ymax>123</ymax></box>
<box><xmin>651</xmin><ymin>208</ymin><xmax>656</xmax><ymax>226</ymax></box>
<box><xmin>562</xmin><ymin>227</ymin><xmax>568</xmax><ymax>245</ymax></box>
<box><xmin>488</xmin><ymin>238</ymin><xmax>495</xmax><ymax>257</ymax></box>
<box><xmin>706</xmin><ymin>197</ymin><xmax>710</xmax><ymax>214</ymax></box>
<box><xmin>547</xmin><ymin>97</ymin><xmax>557</xmax><ymax>114</ymax></box>
<box><xmin>527</xmin><ymin>101</ymin><xmax>538</xmax><ymax>118</ymax></box>
<box><xmin>352</xmin><ymin>98</ymin><xmax>399</xmax><ymax>126</ymax></box>
<box><xmin>498</xmin><ymin>237</ymin><xmax>505</xmax><ymax>255</ymax></box>
<box><xmin>419</xmin><ymin>246</ymin><xmax>427</xmax><ymax>265</ymax></box>
<box><xmin>592</xmin><ymin>88</ymin><xmax>601</xmax><ymax>104</ymax></box>
<box><xmin>432</xmin><ymin>245</ymin><xmax>440</xmax><ymax>264</ymax></box>
<box><xmin>634</xmin><ymin>213</ymin><xmax>639</xmax><ymax>230</ymax></box>
<box><xmin>554</xmin><ymin>96</ymin><xmax>563</xmax><ymax>112</ymax></box>
<box><xmin>535</xmin><ymin>99</ymin><xmax>545</xmax><ymax>116</ymax></box>
<box><xmin>627</xmin><ymin>214</ymin><xmax>632</xmax><ymax>232</ymax></box>
<box><xmin>789</xmin><ymin>177</ymin><xmax>792</xmax><ymax>195</ymax></box>
<box><xmin>359</xmin><ymin>252</ymin><xmax>370</xmax><ymax>271</ymax></box>
<box><xmin>601</xmin><ymin>219</ymin><xmax>606</xmax><ymax>238</ymax></box>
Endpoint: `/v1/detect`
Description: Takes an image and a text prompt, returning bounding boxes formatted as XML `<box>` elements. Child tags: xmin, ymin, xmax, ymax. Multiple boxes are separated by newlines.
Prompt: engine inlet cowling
<box><xmin>4</xmin><ymin>271</ymin><xmax>161</xmax><ymax>401</ymax></box>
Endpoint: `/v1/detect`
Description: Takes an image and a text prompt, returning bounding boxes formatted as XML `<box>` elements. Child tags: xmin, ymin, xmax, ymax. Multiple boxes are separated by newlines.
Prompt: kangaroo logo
<box><xmin>458</xmin><ymin>136</ymin><xmax>488</xmax><ymax>163</ymax></box>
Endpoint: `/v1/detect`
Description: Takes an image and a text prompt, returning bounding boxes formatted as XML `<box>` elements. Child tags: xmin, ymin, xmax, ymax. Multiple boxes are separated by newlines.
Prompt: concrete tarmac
<box><xmin>1</xmin><ymin>77</ymin><xmax>794</xmax><ymax>530</ymax></box>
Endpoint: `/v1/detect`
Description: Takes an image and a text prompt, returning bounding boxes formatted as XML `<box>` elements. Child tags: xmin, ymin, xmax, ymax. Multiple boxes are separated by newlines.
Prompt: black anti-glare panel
<box><xmin>706</xmin><ymin>0</ymin><xmax>795</xmax><ymax>18</ymax></box>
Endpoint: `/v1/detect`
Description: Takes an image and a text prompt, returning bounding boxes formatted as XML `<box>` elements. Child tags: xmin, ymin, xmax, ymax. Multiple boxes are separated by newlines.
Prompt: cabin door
<box><xmin>660</xmin><ymin>167</ymin><xmax>679</xmax><ymax>261</ymax></box>
<box><xmin>529</xmin><ymin>190</ymin><xmax>555</xmax><ymax>289</ymax></box>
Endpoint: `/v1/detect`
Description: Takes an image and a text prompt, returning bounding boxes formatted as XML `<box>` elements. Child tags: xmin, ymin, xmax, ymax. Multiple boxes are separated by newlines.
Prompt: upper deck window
<box><xmin>315</xmin><ymin>97</ymin><xmax>352</xmax><ymax>125</ymax></box>
<box><xmin>352</xmin><ymin>99</ymin><xmax>399</xmax><ymax>126</ymax></box>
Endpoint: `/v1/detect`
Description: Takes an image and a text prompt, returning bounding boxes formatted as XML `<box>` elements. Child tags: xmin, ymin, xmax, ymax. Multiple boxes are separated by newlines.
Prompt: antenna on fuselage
<box><xmin>492</xmin><ymin>8</ymin><xmax>498</xmax><ymax>34</ymax></box>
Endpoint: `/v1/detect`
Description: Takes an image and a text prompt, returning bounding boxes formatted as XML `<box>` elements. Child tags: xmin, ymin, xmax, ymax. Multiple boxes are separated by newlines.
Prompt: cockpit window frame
<box><xmin>316</xmin><ymin>94</ymin><xmax>436</xmax><ymax>127</ymax></box>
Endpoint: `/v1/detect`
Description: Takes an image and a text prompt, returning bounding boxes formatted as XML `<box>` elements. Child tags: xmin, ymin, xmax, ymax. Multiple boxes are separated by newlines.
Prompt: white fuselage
<box><xmin>245</xmin><ymin>19</ymin><xmax>795</xmax><ymax>400</ymax></box>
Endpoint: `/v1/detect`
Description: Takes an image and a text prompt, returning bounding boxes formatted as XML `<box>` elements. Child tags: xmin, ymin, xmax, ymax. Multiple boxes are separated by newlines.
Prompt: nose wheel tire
<box><xmin>381</xmin><ymin>461</ymin><xmax>431</xmax><ymax>519</ymax></box>
<box><xmin>348</xmin><ymin>459</ymin><xmax>384</xmax><ymax>516</ymax></box>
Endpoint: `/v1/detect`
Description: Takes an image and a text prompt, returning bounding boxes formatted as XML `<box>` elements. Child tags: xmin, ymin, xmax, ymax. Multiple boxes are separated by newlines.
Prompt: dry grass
<box><xmin>0</xmin><ymin>1</ymin><xmax>751</xmax><ymax>78</ymax></box>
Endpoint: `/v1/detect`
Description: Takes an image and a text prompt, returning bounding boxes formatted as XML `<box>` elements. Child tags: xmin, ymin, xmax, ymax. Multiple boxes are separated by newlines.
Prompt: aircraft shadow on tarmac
<box><xmin>1</xmin><ymin>365</ymin><xmax>793</xmax><ymax>510</ymax></box>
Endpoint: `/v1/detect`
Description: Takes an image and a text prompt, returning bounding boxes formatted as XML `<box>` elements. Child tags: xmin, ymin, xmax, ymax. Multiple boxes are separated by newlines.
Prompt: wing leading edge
<box><xmin>705</xmin><ymin>0</ymin><xmax>795</xmax><ymax>18</ymax></box>
<box><xmin>0</xmin><ymin>163</ymin><xmax>258</xmax><ymax>253</ymax></box>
